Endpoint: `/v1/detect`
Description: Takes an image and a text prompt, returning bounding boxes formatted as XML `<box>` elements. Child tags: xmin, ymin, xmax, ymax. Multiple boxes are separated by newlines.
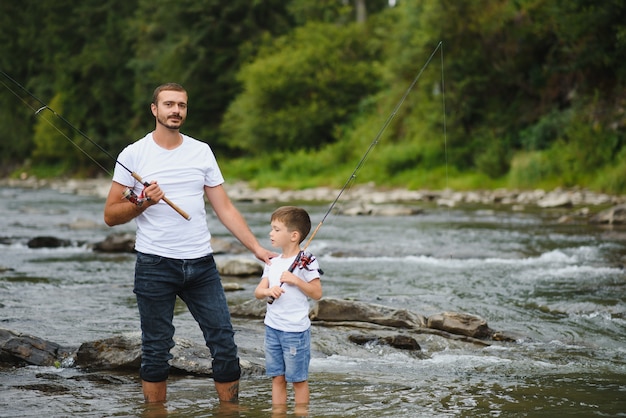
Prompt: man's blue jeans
<box><xmin>133</xmin><ymin>252</ymin><xmax>241</xmax><ymax>383</ymax></box>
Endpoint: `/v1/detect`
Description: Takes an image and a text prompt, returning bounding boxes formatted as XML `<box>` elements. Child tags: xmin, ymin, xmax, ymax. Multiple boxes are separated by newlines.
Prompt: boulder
<box><xmin>76</xmin><ymin>333</ymin><xmax>142</xmax><ymax>370</ymax></box>
<box><xmin>589</xmin><ymin>203</ymin><xmax>626</xmax><ymax>224</ymax></box>
<box><xmin>27</xmin><ymin>236</ymin><xmax>72</xmax><ymax>249</ymax></box>
<box><xmin>217</xmin><ymin>258</ymin><xmax>263</xmax><ymax>277</ymax></box>
<box><xmin>230</xmin><ymin>298</ymin><xmax>268</xmax><ymax>318</ymax></box>
<box><xmin>348</xmin><ymin>333</ymin><xmax>421</xmax><ymax>350</ymax></box>
<box><xmin>537</xmin><ymin>193</ymin><xmax>573</xmax><ymax>208</ymax></box>
<box><xmin>0</xmin><ymin>328</ymin><xmax>72</xmax><ymax>366</ymax></box>
<box><xmin>310</xmin><ymin>298</ymin><xmax>427</xmax><ymax>329</ymax></box>
<box><xmin>427</xmin><ymin>312</ymin><xmax>493</xmax><ymax>339</ymax></box>
<box><xmin>92</xmin><ymin>232</ymin><xmax>135</xmax><ymax>252</ymax></box>
<box><xmin>338</xmin><ymin>203</ymin><xmax>422</xmax><ymax>216</ymax></box>
<box><xmin>76</xmin><ymin>333</ymin><xmax>264</xmax><ymax>376</ymax></box>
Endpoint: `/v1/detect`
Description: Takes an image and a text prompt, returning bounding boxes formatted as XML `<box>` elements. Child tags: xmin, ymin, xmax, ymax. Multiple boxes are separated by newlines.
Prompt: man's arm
<box><xmin>205</xmin><ymin>184</ymin><xmax>275</xmax><ymax>264</ymax></box>
<box><xmin>103</xmin><ymin>181</ymin><xmax>161</xmax><ymax>226</ymax></box>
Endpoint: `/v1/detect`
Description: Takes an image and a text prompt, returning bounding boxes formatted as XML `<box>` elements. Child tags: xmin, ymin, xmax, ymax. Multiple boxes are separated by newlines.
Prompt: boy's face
<box><xmin>269</xmin><ymin>219</ymin><xmax>298</xmax><ymax>249</ymax></box>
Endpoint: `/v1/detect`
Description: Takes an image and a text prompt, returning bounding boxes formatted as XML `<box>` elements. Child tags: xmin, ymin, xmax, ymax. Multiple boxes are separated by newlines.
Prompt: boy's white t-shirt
<box><xmin>263</xmin><ymin>254</ymin><xmax>321</xmax><ymax>332</ymax></box>
<box><xmin>112</xmin><ymin>132</ymin><xmax>224</xmax><ymax>259</ymax></box>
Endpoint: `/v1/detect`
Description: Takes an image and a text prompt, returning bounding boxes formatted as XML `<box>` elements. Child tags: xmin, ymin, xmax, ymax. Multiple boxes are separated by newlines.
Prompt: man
<box><xmin>104</xmin><ymin>83</ymin><xmax>275</xmax><ymax>403</ymax></box>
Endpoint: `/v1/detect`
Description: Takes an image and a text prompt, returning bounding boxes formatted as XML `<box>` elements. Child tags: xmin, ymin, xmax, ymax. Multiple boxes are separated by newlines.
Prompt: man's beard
<box><xmin>157</xmin><ymin>114</ymin><xmax>184</xmax><ymax>130</ymax></box>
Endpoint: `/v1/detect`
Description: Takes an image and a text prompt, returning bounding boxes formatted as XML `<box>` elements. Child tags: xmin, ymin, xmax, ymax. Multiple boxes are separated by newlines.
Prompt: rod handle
<box><xmin>131</xmin><ymin>172</ymin><xmax>191</xmax><ymax>221</ymax></box>
<box><xmin>267</xmin><ymin>251</ymin><xmax>303</xmax><ymax>304</ymax></box>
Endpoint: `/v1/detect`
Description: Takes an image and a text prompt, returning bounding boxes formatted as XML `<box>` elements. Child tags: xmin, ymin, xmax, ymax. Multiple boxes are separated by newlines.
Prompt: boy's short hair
<box><xmin>271</xmin><ymin>206</ymin><xmax>311</xmax><ymax>244</ymax></box>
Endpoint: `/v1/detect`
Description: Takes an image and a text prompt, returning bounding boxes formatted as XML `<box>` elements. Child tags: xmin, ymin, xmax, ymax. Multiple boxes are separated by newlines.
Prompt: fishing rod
<box><xmin>268</xmin><ymin>41</ymin><xmax>444</xmax><ymax>304</ymax></box>
<box><xmin>0</xmin><ymin>70</ymin><xmax>191</xmax><ymax>220</ymax></box>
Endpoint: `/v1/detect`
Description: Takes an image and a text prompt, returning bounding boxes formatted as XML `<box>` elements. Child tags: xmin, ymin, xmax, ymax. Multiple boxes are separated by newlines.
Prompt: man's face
<box><xmin>152</xmin><ymin>90</ymin><xmax>188</xmax><ymax>130</ymax></box>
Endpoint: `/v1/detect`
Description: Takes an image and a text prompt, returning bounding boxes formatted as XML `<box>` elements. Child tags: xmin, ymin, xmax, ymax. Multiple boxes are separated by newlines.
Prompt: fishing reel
<box><xmin>267</xmin><ymin>250</ymin><xmax>323</xmax><ymax>304</ymax></box>
<box><xmin>297</xmin><ymin>251</ymin><xmax>316</xmax><ymax>271</ymax></box>
<box><xmin>122</xmin><ymin>187</ymin><xmax>146</xmax><ymax>207</ymax></box>
<box><xmin>293</xmin><ymin>251</ymin><xmax>324</xmax><ymax>275</ymax></box>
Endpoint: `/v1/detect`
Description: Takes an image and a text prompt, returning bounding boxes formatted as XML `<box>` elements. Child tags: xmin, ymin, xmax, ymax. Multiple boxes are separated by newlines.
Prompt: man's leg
<box><xmin>181</xmin><ymin>255</ymin><xmax>241</xmax><ymax>401</ymax></box>
<box><xmin>214</xmin><ymin>380</ymin><xmax>239</xmax><ymax>402</ymax></box>
<box><xmin>142</xmin><ymin>380</ymin><xmax>167</xmax><ymax>403</ymax></box>
<box><xmin>134</xmin><ymin>252</ymin><xmax>179</xmax><ymax>403</ymax></box>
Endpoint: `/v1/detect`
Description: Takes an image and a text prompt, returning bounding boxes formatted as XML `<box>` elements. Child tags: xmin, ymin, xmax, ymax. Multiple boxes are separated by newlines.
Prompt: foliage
<box><xmin>126</xmin><ymin>0</ymin><xmax>295</xmax><ymax>154</ymax></box>
<box><xmin>1</xmin><ymin>0</ymin><xmax>626</xmax><ymax>194</ymax></box>
<box><xmin>221</xmin><ymin>20</ymin><xmax>384</xmax><ymax>154</ymax></box>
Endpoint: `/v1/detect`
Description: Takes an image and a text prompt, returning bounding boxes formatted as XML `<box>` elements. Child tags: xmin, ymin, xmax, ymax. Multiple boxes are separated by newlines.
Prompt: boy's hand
<box><xmin>280</xmin><ymin>271</ymin><xmax>298</xmax><ymax>286</ymax></box>
<box><xmin>268</xmin><ymin>285</ymin><xmax>285</xmax><ymax>300</ymax></box>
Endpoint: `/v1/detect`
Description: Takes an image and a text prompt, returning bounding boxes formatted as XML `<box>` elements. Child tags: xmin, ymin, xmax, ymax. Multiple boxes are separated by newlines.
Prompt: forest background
<box><xmin>1</xmin><ymin>0</ymin><xmax>626</xmax><ymax>193</ymax></box>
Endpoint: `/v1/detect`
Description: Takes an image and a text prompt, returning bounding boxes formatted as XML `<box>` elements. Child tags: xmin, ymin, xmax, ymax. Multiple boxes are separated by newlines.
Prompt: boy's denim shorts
<box><xmin>133</xmin><ymin>252</ymin><xmax>241</xmax><ymax>383</ymax></box>
<box><xmin>264</xmin><ymin>325</ymin><xmax>310</xmax><ymax>383</ymax></box>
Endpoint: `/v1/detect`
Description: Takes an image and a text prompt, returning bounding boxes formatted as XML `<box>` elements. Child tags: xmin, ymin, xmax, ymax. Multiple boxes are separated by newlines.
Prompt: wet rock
<box><xmin>427</xmin><ymin>312</ymin><xmax>493</xmax><ymax>339</ymax></box>
<box><xmin>76</xmin><ymin>333</ymin><xmax>142</xmax><ymax>370</ymax></box>
<box><xmin>348</xmin><ymin>333</ymin><xmax>421</xmax><ymax>350</ymax></box>
<box><xmin>0</xmin><ymin>328</ymin><xmax>72</xmax><ymax>366</ymax></box>
<box><xmin>63</xmin><ymin>219</ymin><xmax>100</xmax><ymax>230</ymax></box>
<box><xmin>491</xmin><ymin>330</ymin><xmax>524</xmax><ymax>342</ymax></box>
<box><xmin>222</xmin><ymin>282</ymin><xmax>244</xmax><ymax>292</ymax></box>
<box><xmin>230</xmin><ymin>298</ymin><xmax>268</xmax><ymax>318</ymax></box>
<box><xmin>216</xmin><ymin>257</ymin><xmax>263</xmax><ymax>277</ymax></box>
<box><xmin>234</xmin><ymin>298</ymin><xmax>502</xmax><ymax>342</ymax></box>
<box><xmin>537</xmin><ymin>193</ymin><xmax>573</xmax><ymax>208</ymax></box>
<box><xmin>589</xmin><ymin>203</ymin><xmax>626</xmax><ymax>224</ymax></box>
<box><xmin>92</xmin><ymin>232</ymin><xmax>135</xmax><ymax>252</ymax></box>
<box><xmin>211</xmin><ymin>237</ymin><xmax>247</xmax><ymax>254</ymax></box>
<box><xmin>338</xmin><ymin>203</ymin><xmax>422</xmax><ymax>216</ymax></box>
<box><xmin>27</xmin><ymin>236</ymin><xmax>72</xmax><ymax>249</ymax></box>
<box><xmin>310</xmin><ymin>298</ymin><xmax>428</xmax><ymax>329</ymax></box>
<box><xmin>76</xmin><ymin>333</ymin><xmax>264</xmax><ymax>377</ymax></box>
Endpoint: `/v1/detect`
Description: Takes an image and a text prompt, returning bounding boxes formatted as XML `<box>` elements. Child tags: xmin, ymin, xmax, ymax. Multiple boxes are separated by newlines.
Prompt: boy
<box><xmin>254</xmin><ymin>206</ymin><xmax>323</xmax><ymax>407</ymax></box>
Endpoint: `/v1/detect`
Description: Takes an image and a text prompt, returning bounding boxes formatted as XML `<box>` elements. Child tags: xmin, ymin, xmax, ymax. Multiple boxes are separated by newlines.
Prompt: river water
<box><xmin>0</xmin><ymin>184</ymin><xmax>625</xmax><ymax>417</ymax></box>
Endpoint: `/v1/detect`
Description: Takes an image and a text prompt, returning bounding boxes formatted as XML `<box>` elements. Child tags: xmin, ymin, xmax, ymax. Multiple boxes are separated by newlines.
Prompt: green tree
<box><xmin>221</xmin><ymin>20</ymin><xmax>384</xmax><ymax>154</ymax></box>
<box><xmin>126</xmin><ymin>0</ymin><xmax>295</xmax><ymax>155</ymax></box>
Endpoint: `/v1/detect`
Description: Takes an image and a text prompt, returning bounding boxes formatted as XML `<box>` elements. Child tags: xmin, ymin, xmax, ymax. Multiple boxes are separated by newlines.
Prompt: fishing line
<box><xmin>0</xmin><ymin>70</ymin><xmax>191</xmax><ymax>220</ymax></box>
<box><xmin>440</xmin><ymin>42</ymin><xmax>449</xmax><ymax>191</ymax></box>
<box><xmin>268</xmin><ymin>41</ymin><xmax>445</xmax><ymax>303</ymax></box>
<box><xmin>0</xmin><ymin>73</ymin><xmax>114</xmax><ymax>176</ymax></box>
<box><xmin>303</xmin><ymin>41</ymin><xmax>444</xmax><ymax>251</ymax></box>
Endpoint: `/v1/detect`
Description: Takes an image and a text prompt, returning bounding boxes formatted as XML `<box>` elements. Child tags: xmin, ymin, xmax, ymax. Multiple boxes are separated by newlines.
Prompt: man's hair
<box><xmin>271</xmin><ymin>206</ymin><xmax>311</xmax><ymax>244</ymax></box>
<box><xmin>152</xmin><ymin>83</ymin><xmax>186</xmax><ymax>105</ymax></box>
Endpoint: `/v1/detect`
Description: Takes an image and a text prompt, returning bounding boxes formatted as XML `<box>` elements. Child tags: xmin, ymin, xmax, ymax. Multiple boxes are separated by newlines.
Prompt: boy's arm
<box><xmin>254</xmin><ymin>277</ymin><xmax>285</xmax><ymax>300</ymax></box>
<box><xmin>280</xmin><ymin>273</ymin><xmax>323</xmax><ymax>300</ymax></box>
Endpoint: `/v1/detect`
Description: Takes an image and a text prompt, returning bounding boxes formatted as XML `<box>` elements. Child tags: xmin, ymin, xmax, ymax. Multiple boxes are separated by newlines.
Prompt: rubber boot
<box><xmin>214</xmin><ymin>380</ymin><xmax>239</xmax><ymax>403</ymax></box>
<box><xmin>142</xmin><ymin>380</ymin><xmax>167</xmax><ymax>403</ymax></box>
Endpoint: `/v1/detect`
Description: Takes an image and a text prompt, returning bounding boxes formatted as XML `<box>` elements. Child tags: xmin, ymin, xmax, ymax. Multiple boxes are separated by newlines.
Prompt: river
<box><xmin>0</xmin><ymin>183</ymin><xmax>625</xmax><ymax>417</ymax></box>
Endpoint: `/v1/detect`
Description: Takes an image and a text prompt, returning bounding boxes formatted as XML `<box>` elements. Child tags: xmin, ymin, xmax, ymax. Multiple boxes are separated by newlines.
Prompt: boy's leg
<box><xmin>293</xmin><ymin>380</ymin><xmax>310</xmax><ymax>404</ymax></box>
<box><xmin>272</xmin><ymin>375</ymin><xmax>288</xmax><ymax>404</ymax></box>
<box><xmin>283</xmin><ymin>329</ymin><xmax>311</xmax><ymax>404</ymax></box>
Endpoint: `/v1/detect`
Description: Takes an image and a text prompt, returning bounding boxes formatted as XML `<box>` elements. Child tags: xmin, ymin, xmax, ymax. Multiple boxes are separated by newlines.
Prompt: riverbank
<box><xmin>1</xmin><ymin>176</ymin><xmax>624</xmax><ymax>210</ymax></box>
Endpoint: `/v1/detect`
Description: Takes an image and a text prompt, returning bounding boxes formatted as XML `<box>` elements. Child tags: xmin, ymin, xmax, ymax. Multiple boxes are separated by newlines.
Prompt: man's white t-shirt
<box><xmin>263</xmin><ymin>254</ymin><xmax>321</xmax><ymax>332</ymax></box>
<box><xmin>112</xmin><ymin>132</ymin><xmax>224</xmax><ymax>259</ymax></box>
